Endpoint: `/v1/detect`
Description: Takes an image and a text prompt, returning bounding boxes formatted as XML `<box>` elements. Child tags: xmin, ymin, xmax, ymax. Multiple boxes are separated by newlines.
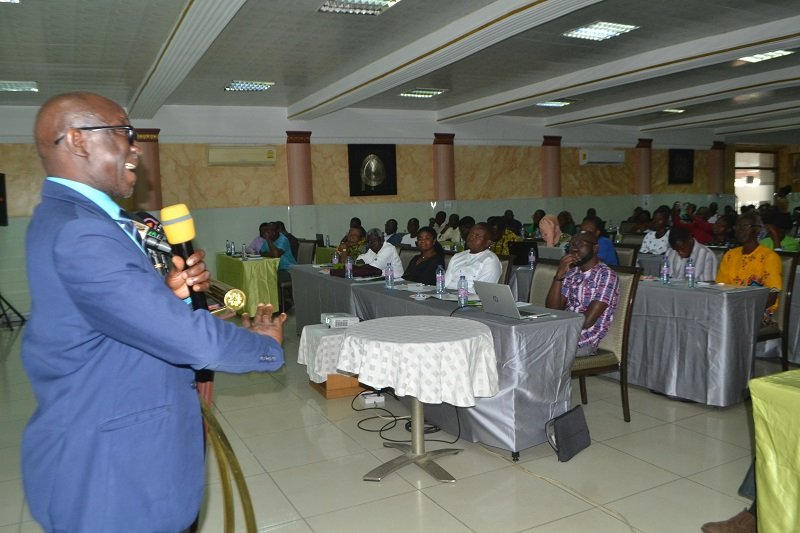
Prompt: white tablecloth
<box><xmin>337</xmin><ymin>316</ymin><xmax>498</xmax><ymax>407</ymax></box>
<box><xmin>297</xmin><ymin>325</ymin><xmax>348</xmax><ymax>383</ymax></box>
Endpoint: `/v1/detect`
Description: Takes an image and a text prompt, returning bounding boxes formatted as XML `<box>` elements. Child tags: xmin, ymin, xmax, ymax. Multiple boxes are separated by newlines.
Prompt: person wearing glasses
<box><xmin>22</xmin><ymin>92</ymin><xmax>287</xmax><ymax>532</ymax></box>
<box><xmin>355</xmin><ymin>228</ymin><xmax>404</xmax><ymax>277</ymax></box>
<box><xmin>716</xmin><ymin>212</ymin><xmax>782</xmax><ymax>315</ymax></box>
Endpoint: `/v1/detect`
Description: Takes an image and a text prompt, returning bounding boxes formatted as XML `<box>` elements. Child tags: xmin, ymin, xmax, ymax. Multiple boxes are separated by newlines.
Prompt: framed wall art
<box><xmin>348</xmin><ymin>144</ymin><xmax>397</xmax><ymax>196</ymax></box>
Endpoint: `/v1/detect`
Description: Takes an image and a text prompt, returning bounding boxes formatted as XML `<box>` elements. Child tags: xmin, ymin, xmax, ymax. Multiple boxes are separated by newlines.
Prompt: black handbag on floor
<box><xmin>545</xmin><ymin>405</ymin><xmax>591</xmax><ymax>462</ymax></box>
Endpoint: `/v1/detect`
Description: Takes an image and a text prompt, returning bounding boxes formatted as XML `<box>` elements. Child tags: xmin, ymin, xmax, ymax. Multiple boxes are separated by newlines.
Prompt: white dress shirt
<box><xmin>444</xmin><ymin>249</ymin><xmax>502</xmax><ymax>292</ymax></box>
<box><xmin>438</xmin><ymin>226</ymin><xmax>461</xmax><ymax>243</ymax></box>
<box><xmin>665</xmin><ymin>241</ymin><xmax>718</xmax><ymax>281</ymax></box>
<box><xmin>400</xmin><ymin>233</ymin><xmax>418</xmax><ymax>247</ymax></box>
<box><xmin>357</xmin><ymin>241</ymin><xmax>404</xmax><ymax>277</ymax></box>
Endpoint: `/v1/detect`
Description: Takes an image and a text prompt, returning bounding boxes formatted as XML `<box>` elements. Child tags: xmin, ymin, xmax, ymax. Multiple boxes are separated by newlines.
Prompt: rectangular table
<box><xmin>627</xmin><ymin>281</ymin><xmax>769</xmax><ymax>406</ymax></box>
<box><xmin>215</xmin><ymin>254</ymin><xmax>280</xmax><ymax>315</ymax></box>
<box><xmin>350</xmin><ymin>283</ymin><xmax>583</xmax><ymax>455</ymax></box>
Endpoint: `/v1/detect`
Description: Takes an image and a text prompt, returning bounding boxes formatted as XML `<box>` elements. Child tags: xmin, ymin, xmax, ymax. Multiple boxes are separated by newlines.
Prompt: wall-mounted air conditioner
<box><xmin>578</xmin><ymin>148</ymin><xmax>625</xmax><ymax>165</ymax></box>
<box><xmin>207</xmin><ymin>145</ymin><xmax>277</xmax><ymax>166</ymax></box>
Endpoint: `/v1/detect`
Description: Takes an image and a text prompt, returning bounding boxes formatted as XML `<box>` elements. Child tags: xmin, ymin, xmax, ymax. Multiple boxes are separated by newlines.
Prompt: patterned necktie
<box><xmin>118</xmin><ymin>209</ymin><xmax>145</xmax><ymax>250</ymax></box>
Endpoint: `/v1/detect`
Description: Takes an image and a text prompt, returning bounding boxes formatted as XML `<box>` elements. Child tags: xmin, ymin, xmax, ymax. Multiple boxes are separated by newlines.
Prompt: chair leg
<box><xmin>620</xmin><ymin>367</ymin><xmax>630</xmax><ymax>422</ymax></box>
<box><xmin>579</xmin><ymin>376</ymin><xmax>588</xmax><ymax>404</ymax></box>
<box><xmin>782</xmin><ymin>336</ymin><xmax>789</xmax><ymax>372</ymax></box>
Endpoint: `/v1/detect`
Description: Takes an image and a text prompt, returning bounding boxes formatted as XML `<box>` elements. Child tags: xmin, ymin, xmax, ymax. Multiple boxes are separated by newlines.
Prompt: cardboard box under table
<box><xmin>750</xmin><ymin>370</ymin><xmax>800</xmax><ymax>533</ymax></box>
<box><xmin>298</xmin><ymin>324</ymin><xmax>365</xmax><ymax>399</ymax></box>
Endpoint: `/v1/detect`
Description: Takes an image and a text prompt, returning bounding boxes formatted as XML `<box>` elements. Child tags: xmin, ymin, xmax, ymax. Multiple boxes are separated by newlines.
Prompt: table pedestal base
<box><xmin>363</xmin><ymin>398</ymin><xmax>461</xmax><ymax>483</ymax></box>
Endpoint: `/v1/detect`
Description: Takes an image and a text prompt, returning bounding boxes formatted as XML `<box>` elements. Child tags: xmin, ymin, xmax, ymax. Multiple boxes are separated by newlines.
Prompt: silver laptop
<box><xmin>473</xmin><ymin>281</ymin><xmax>548</xmax><ymax>320</ymax></box>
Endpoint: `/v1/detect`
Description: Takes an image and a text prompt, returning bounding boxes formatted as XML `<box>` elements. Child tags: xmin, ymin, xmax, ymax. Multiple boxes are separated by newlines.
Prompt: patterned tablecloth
<box><xmin>297</xmin><ymin>324</ymin><xmax>348</xmax><ymax>383</ymax></box>
<box><xmin>337</xmin><ymin>316</ymin><xmax>499</xmax><ymax>407</ymax></box>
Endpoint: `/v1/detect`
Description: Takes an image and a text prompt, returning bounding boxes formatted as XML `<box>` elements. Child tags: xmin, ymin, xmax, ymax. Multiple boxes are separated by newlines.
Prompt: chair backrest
<box><xmin>443</xmin><ymin>250</ymin><xmax>456</xmax><ymax>267</ymax></box>
<box><xmin>528</xmin><ymin>258</ymin><xmax>560</xmax><ymax>306</ymax></box>
<box><xmin>597</xmin><ymin>265</ymin><xmax>642</xmax><ymax>365</ymax></box>
<box><xmin>398</xmin><ymin>247</ymin><xmax>417</xmax><ymax>270</ymax></box>
<box><xmin>621</xmin><ymin>233</ymin><xmax>644</xmax><ymax>246</ymax></box>
<box><xmin>707</xmin><ymin>246</ymin><xmax>728</xmax><ymax>264</ymax></box>
<box><xmin>296</xmin><ymin>239</ymin><xmax>316</xmax><ymax>264</ymax></box>
<box><xmin>774</xmin><ymin>251</ymin><xmax>798</xmax><ymax>334</ymax></box>
<box><xmin>497</xmin><ymin>254</ymin><xmax>512</xmax><ymax>284</ymax></box>
<box><xmin>614</xmin><ymin>244</ymin><xmax>639</xmax><ymax>267</ymax></box>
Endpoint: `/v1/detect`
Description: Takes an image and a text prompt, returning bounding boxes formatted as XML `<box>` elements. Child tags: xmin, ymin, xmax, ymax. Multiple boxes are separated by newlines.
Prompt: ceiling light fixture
<box><xmin>536</xmin><ymin>99</ymin><xmax>574</xmax><ymax>108</ymax></box>
<box><xmin>399</xmin><ymin>88</ymin><xmax>447</xmax><ymax>99</ymax></box>
<box><xmin>563</xmin><ymin>21</ymin><xmax>638</xmax><ymax>41</ymax></box>
<box><xmin>224</xmin><ymin>80</ymin><xmax>274</xmax><ymax>92</ymax></box>
<box><xmin>0</xmin><ymin>81</ymin><xmax>38</xmax><ymax>92</ymax></box>
<box><xmin>738</xmin><ymin>50</ymin><xmax>794</xmax><ymax>63</ymax></box>
<box><xmin>318</xmin><ymin>0</ymin><xmax>401</xmax><ymax>16</ymax></box>
<box><xmin>662</xmin><ymin>108</ymin><xmax>685</xmax><ymax>114</ymax></box>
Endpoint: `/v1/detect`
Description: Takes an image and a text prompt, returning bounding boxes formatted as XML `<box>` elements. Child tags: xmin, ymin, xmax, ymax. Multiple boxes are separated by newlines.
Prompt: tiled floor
<box><xmin>0</xmin><ymin>316</ymin><xmax>771</xmax><ymax>533</ymax></box>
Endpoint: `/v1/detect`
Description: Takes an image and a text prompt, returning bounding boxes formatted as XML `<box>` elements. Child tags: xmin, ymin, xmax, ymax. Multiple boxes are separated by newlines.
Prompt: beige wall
<box><xmin>1</xmin><ymin>144</ymin><xmax>44</xmax><ymax>217</ymax></box>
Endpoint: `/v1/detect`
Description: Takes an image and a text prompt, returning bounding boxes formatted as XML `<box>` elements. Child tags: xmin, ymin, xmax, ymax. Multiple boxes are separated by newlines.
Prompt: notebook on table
<box><xmin>473</xmin><ymin>281</ymin><xmax>552</xmax><ymax>320</ymax></box>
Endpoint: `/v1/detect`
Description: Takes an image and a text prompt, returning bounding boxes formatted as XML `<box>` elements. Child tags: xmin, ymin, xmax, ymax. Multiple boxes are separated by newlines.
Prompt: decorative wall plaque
<box><xmin>348</xmin><ymin>144</ymin><xmax>397</xmax><ymax>196</ymax></box>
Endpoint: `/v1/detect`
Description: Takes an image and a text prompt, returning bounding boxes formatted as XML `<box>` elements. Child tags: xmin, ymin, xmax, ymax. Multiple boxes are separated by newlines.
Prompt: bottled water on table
<box><xmin>659</xmin><ymin>255</ymin><xmax>671</xmax><ymax>284</ymax></box>
<box><xmin>241</xmin><ymin>244</ymin><xmax>248</xmax><ymax>261</ymax></box>
<box><xmin>528</xmin><ymin>249</ymin><xmax>536</xmax><ymax>270</ymax></box>
<box><xmin>457</xmin><ymin>274</ymin><xmax>469</xmax><ymax>308</ymax></box>
<box><xmin>226</xmin><ymin>240</ymin><xmax>231</xmax><ymax>255</ymax></box>
<box><xmin>345</xmin><ymin>256</ymin><xmax>353</xmax><ymax>279</ymax></box>
<box><xmin>331</xmin><ymin>252</ymin><xmax>339</xmax><ymax>265</ymax></box>
<box><xmin>685</xmin><ymin>257</ymin><xmax>696</xmax><ymax>288</ymax></box>
<box><xmin>435</xmin><ymin>265</ymin><xmax>446</xmax><ymax>294</ymax></box>
<box><xmin>384</xmin><ymin>263</ymin><xmax>394</xmax><ymax>289</ymax></box>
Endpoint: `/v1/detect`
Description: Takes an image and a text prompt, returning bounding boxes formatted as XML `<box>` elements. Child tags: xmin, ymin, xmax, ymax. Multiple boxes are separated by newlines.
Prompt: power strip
<box><xmin>360</xmin><ymin>392</ymin><xmax>385</xmax><ymax>408</ymax></box>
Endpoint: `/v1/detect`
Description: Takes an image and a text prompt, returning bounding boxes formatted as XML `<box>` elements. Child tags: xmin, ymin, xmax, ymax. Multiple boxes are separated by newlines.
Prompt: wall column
<box><xmin>634</xmin><ymin>138</ymin><xmax>652</xmax><ymax>195</ymax></box>
<box><xmin>540</xmin><ymin>136</ymin><xmax>561</xmax><ymax>198</ymax></box>
<box><xmin>286</xmin><ymin>131</ymin><xmax>313</xmax><ymax>205</ymax></box>
<box><xmin>707</xmin><ymin>141</ymin><xmax>725</xmax><ymax>194</ymax></box>
<box><xmin>432</xmin><ymin>133</ymin><xmax>455</xmax><ymax>201</ymax></box>
<box><xmin>133</xmin><ymin>128</ymin><xmax>162</xmax><ymax>210</ymax></box>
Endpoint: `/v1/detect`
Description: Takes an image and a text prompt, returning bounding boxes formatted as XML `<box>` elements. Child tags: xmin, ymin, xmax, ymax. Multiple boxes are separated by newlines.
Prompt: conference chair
<box><xmin>296</xmin><ymin>239</ymin><xmax>316</xmax><ymax>264</ymax></box>
<box><xmin>620</xmin><ymin>233</ymin><xmax>645</xmax><ymax>246</ymax></box>
<box><xmin>614</xmin><ymin>244</ymin><xmax>640</xmax><ymax>267</ymax></box>
<box><xmin>497</xmin><ymin>254</ymin><xmax>513</xmax><ymax>284</ymax></box>
<box><xmin>571</xmin><ymin>265</ymin><xmax>642</xmax><ymax>422</ymax></box>
<box><xmin>706</xmin><ymin>245</ymin><xmax>728</xmax><ymax>264</ymax></box>
<box><xmin>398</xmin><ymin>247</ymin><xmax>417</xmax><ymax>271</ymax></box>
<box><xmin>527</xmin><ymin>258</ymin><xmax>560</xmax><ymax>306</ymax></box>
<box><xmin>757</xmin><ymin>251</ymin><xmax>798</xmax><ymax>371</ymax></box>
<box><xmin>443</xmin><ymin>250</ymin><xmax>456</xmax><ymax>268</ymax></box>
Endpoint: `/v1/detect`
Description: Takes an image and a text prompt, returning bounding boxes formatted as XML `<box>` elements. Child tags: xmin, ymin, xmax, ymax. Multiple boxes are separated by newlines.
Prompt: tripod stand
<box><xmin>0</xmin><ymin>291</ymin><xmax>25</xmax><ymax>330</ymax></box>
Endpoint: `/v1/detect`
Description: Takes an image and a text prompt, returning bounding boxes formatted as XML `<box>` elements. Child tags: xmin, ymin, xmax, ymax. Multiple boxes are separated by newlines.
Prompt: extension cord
<box><xmin>361</xmin><ymin>393</ymin><xmax>385</xmax><ymax>408</ymax></box>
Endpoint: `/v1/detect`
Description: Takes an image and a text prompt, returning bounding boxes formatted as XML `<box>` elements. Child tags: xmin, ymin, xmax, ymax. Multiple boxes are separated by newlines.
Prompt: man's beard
<box><xmin>575</xmin><ymin>250</ymin><xmax>593</xmax><ymax>267</ymax></box>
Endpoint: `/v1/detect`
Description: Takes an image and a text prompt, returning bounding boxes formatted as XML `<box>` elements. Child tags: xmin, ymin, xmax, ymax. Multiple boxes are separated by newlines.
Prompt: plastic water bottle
<box><xmin>520</xmin><ymin>226</ymin><xmax>526</xmax><ymax>239</ymax></box>
<box><xmin>660</xmin><ymin>255</ymin><xmax>671</xmax><ymax>284</ymax></box>
<box><xmin>324</xmin><ymin>235</ymin><xmax>330</xmax><ymax>247</ymax></box>
<box><xmin>226</xmin><ymin>240</ymin><xmax>231</xmax><ymax>255</ymax></box>
<box><xmin>528</xmin><ymin>249</ymin><xmax>536</xmax><ymax>270</ymax></box>
<box><xmin>241</xmin><ymin>243</ymin><xmax>248</xmax><ymax>261</ymax></box>
<box><xmin>345</xmin><ymin>256</ymin><xmax>353</xmax><ymax>279</ymax></box>
<box><xmin>331</xmin><ymin>252</ymin><xmax>339</xmax><ymax>265</ymax></box>
<box><xmin>435</xmin><ymin>265</ymin><xmax>446</xmax><ymax>294</ymax></box>
<box><xmin>385</xmin><ymin>262</ymin><xmax>394</xmax><ymax>289</ymax></box>
<box><xmin>685</xmin><ymin>257</ymin><xmax>696</xmax><ymax>288</ymax></box>
<box><xmin>457</xmin><ymin>273</ymin><xmax>469</xmax><ymax>308</ymax></box>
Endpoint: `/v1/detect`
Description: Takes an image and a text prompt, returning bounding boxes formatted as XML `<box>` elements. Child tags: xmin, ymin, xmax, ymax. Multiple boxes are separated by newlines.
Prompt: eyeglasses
<box><xmin>54</xmin><ymin>125</ymin><xmax>137</xmax><ymax>145</ymax></box>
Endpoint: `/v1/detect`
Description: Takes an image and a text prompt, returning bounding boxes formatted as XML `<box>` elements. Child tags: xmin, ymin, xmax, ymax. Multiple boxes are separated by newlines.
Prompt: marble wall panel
<box><xmin>651</xmin><ymin>149</ymin><xmax>710</xmax><ymax>194</ymax></box>
<box><xmin>561</xmin><ymin>147</ymin><xmax>635</xmax><ymax>197</ymax></box>
<box><xmin>454</xmin><ymin>146</ymin><xmax>539</xmax><ymax>200</ymax></box>
<box><xmin>1</xmin><ymin>144</ymin><xmax>45</xmax><ymax>217</ymax></box>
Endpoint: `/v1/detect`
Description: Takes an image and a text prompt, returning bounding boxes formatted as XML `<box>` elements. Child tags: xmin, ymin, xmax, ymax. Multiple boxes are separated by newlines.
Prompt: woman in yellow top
<box><xmin>716</xmin><ymin>213</ymin><xmax>782</xmax><ymax>314</ymax></box>
<box><xmin>489</xmin><ymin>218</ymin><xmax>520</xmax><ymax>256</ymax></box>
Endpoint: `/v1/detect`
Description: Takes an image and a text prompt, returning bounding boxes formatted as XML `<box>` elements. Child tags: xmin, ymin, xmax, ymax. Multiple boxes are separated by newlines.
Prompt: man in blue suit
<box><xmin>22</xmin><ymin>91</ymin><xmax>287</xmax><ymax>532</ymax></box>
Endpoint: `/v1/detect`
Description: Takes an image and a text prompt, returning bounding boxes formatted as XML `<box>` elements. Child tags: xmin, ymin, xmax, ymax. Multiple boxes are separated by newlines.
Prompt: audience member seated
<box><xmin>665</xmin><ymin>226</ymin><xmax>718</xmax><ymax>281</ymax></box>
<box><xmin>581</xmin><ymin>216</ymin><xmax>618</xmax><ymax>265</ymax></box>
<box><xmin>340</xmin><ymin>217</ymin><xmax>362</xmax><ymax>243</ymax></box>
<box><xmin>336</xmin><ymin>226</ymin><xmax>367</xmax><ymax>262</ymax></box>
<box><xmin>546</xmin><ymin>231</ymin><xmax>620</xmax><ymax>356</ymax></box>
<box><xmin>760</xmin><ymin>211</ymin><xmax>799</xmax><ymax>251</ymax></box>
<box><xmin>671</xmin><ymin>202</ymin><xmax>713</xmax><ymax>244</ymax></box>
<box><xmin>503</xmin><ymin>209</ymin><xmax>523</xmax><ymax>235</ymax></box>
<box><xmin>248</xmin><ymin>222</ymin><xmax>270</xmax><ymax>254</ymax></box>
<box><xmin>716</xmin><ymin>212</ymin><xmax>782</xmax><ymax>317</ymax></box>
<box><xmin>383</xmin><ymin>218</ymin><xmax>403</xmax><ymax>246</ymax></box>
<box><xmin>402</xmin><ymin>226</ymin><xmax>445</xmax><ymax>285</ymax></box>
<box><xmin>275</xmin><ymin>220</ymin><xmax>299</xmax><ymax>260</ymax></box>
<box><xmin>539</xmin><ymin>214</ymin><xmax>562</xmax><ymax>247</ymax></box>
<box><xmin>558</xmin><ymin>210</ymin><xmax>578</xmax><ymax>236</ymax></box>
<box><xmin>525</xmin><ymin>209</ymin><xmax>546</xmax><ymax>236</ymax></box>
<box><xmin>259</xmin><ymin>222</ymin><xmax>297</xmax><ymax>283</ymax></box>
<box><xmin>457</xmin><ymin>216</ymin><xmax>476</xmax><ymax>249</ymax></box>
<box><xmin>356</xmin><ymin>228</ymin><xmax>404</xmax><ymax>277</ymax></box>
<box><xmin>400</xmin><ymin>217</ymin><xmax>420</xmax><ymax>247</ymax></box>
<box><xmin>437</xmin><ymin>213</ymin><xmax>461</xmax><ymax>243</ymax></box>
<box><xmin>430</xmin><ymin>211</ymin><xmax>447</xmax><ymax>233</ymax></box>
<box><xmin>631</xmin><ymin>209</ymin><xmax>652</xmax><ymax>232</ymax></box>
<box><xmin>708</xmin><ymin>215</ymin><xmax>737</xmax><ymax>248</ymax></box>
<box><xmin>639</xmin><ymin>210</ymin><xmax>671</xmax><ymax>255</ymax></box>
<box><xmin>706</xmin><ymin>201</ymin><xmax>720</xmax><ymax>224</ymax></box>
<box><xmin>444</xmin><ymin>222</ymin><xmax>502</xmax><ymax>292</ymax></box>
<box><xmin>489</xmin><ymin>217</ymin><xmax>521</xmax><ymax>255</ymax></box>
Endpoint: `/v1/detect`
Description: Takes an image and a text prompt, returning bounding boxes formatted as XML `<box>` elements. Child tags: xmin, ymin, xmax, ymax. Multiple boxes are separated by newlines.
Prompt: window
<box><xmin>734</xmin><ymin>151</ymin><xmax>776</xmax><ymax>212</ymax></box>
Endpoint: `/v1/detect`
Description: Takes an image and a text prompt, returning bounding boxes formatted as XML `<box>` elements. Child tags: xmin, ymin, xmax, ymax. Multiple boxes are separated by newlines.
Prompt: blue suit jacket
<box><xmin>22</xmin><ymin>181</ymin><xmax>284</xmax><ymax>532</ymax></box>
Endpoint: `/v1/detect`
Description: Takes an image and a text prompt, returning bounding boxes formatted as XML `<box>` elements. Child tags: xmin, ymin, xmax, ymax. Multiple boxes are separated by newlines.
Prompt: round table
<box><xmin>337</xmin><ymin>315</ymin><xmax>498</xmax><ymax>482</ymax></box>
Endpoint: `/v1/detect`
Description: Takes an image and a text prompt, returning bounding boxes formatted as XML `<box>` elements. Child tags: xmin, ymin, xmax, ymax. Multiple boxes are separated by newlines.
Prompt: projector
<box><xmin>320</xmin><ymin>313</ymin><xmax>360</xmax><ymax>328</ymax></box>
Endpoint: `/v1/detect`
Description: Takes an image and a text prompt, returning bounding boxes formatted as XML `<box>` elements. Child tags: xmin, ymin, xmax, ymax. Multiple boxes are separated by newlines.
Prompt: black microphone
<box><xmin>160</xmin><ymin>204</ymin><xmax>208</xmax><ymax>312</ymax></box>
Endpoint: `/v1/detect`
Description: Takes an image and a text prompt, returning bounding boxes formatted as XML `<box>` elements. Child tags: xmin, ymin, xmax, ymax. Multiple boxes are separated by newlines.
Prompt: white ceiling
<box><xmin>1</xmin><ymin>0</ymin><xmax>799</xmax><ymax>144</ymax></box>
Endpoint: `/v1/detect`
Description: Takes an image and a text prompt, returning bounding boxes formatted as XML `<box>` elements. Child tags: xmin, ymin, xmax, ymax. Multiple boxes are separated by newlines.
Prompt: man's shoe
<box><xmin>701</xmin><ymin>510</ymin><xmax>756</xmax><ymax>533</ymax></box>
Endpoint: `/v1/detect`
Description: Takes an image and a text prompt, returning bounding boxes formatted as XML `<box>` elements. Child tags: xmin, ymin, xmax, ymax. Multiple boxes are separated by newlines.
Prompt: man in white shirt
<box><xmin>357</xmin><ymin>228</ymin><xmax>404</xmax><ymax>277</ymax></box>
<box><xmin>400</xmin><ymin>218</ymin><xmax>420</xmax><ymax>247</ymax></box>
<box><xmin>665</xmin><ymin>226</ymin><xmax>718</xmax><ymax>281</ymax></box>
<box><xmin>444</xmin><ymin>222</ymin><xmax>502</xmax><ymax>292</ymax></box>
